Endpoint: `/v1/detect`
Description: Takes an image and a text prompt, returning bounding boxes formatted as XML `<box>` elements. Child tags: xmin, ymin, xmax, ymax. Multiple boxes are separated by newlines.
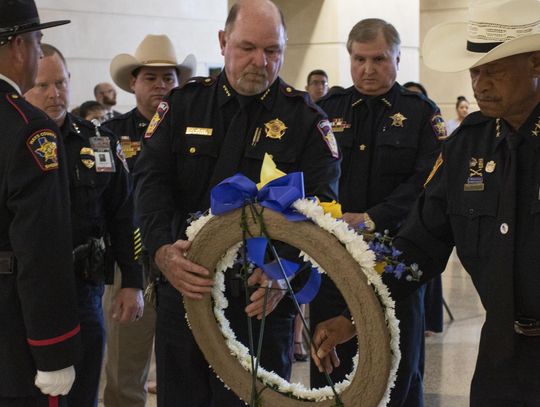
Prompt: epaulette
<box><xmin>182</xmin><ymin>76</ymin><xmax>216</xmax><ymax>88</ymax></box>
<box><xmin>71</xmin><ymin>114</ymin><xmax>117</xmax><ymax>139</ymax></box>
<box><xmin>5</xmin><ymin>92</ymin><xmax>48</xmax><ymax>123</ymax></box>
<box><xmin>399</xmin><ymin>86</ymin><xmax>438</xmax><ymax>109</ymax></box>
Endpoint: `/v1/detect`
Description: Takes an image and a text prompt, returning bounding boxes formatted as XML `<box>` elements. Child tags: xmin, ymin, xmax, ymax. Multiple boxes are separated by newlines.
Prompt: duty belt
<box><xmin>514</xmin><ymin>318</ymin><xmax>540</xmax><ymax>337</ymax></box>
<box><xmin>0</xmin><ymin>251</ymin><xmax>15</xmax><ymax>274</ymax></box>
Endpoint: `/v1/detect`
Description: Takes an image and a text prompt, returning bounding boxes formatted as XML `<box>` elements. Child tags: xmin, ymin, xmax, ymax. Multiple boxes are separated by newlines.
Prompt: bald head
<box><xmin>219</xmin><ymin>0</ymin><xmax>287</xmax><ymax>96</ymax></box>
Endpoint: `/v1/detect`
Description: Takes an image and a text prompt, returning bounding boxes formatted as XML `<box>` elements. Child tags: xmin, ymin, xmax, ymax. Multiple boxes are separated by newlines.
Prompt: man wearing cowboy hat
<box><xmin>313</xmin><ymin>0</ymin><xmax>540</xmax><ymax>404</ymax></box>
<box><xmin>0</xmin><ymin>0</ymin><xmax>81</xmax><ymax>406</ymax></box>
<box><xmin>102</xmin><ymin>34</ymin><xmax>195</xmax><ymax>407</ymax></box>
<box><xmin>134</xmin><ymin>0</ymin><xmax>340</xmax><ymax>405</ymax></box>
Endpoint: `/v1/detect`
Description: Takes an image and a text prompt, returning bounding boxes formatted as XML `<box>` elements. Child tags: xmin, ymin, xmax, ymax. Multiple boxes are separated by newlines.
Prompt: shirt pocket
<box><xmin>71</xmin><ymin>165</ymin><xmax>110</xmax><ymax>220</ymax></box>
<box><xmin>376</xmin><ymin>130</ymin><xmax>418</xmax><ymax>174</ymax></box>
<box><xmin>447</xmin><ymin>193</ymin><xmax>499</xmax><ymax>259</ymax></box>
<box><xmin>174</xmin><ymin>135</ymin><xmax>218</xmax><ymax>190</ymax></box>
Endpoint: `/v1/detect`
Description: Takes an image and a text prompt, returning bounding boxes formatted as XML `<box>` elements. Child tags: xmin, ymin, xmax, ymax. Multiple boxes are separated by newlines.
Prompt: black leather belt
<box><xmin>514</xmin><ymin>318</ymin><xmax>540</xmax><ymax>337</ymax></box>
<box><xmin>0</xmin><ymin>251</ymin><xmax>15</xmax><ymax>274</ymax></box>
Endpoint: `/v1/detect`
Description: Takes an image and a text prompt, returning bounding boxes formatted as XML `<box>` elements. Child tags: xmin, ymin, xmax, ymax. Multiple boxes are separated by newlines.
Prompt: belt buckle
<box><xmin>514</xmin><ymin>318</ymin><xmax>540</xmax><ymax>337</ymax></box>
<box><xmin>0</xmin><ymin>257</ymin><xmax>13</xmax><ymax>274</ymax></box>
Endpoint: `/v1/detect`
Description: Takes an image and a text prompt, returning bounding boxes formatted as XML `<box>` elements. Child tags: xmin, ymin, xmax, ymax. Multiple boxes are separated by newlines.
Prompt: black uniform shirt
<box><xmin>103</xmin><ymin>108</ymin><xmax>149</xmax><ymax>172</ymax></box>
<box><xmin>0</xmin><ymin>80</ymin><xmax>81</xmax><ymax>396</ymax></box>
<box><xmin>318</xmin><ymin>83</ymin><xmax>444</xmax><ymax>232</ymax></box>
<box><xmin>135</xmin><ymin>73</ymin><xmax>341</xmax><ymax>257</ymax></box>
<box><xmin>392</xmin><ymin>103</ymin><xmax>540</xmax><ymax>320</ymax></box>
<box><xmin>61</xmin><ymin>113</ymin><xmax>143</xmax><ymax>289</ymax></box>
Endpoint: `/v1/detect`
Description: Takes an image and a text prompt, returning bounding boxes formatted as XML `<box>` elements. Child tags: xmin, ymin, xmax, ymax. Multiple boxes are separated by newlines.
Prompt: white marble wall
<box><xmin>36</xmin><ymin>0</ymin><xmax>227</xmax><ymax>113</ymax></box>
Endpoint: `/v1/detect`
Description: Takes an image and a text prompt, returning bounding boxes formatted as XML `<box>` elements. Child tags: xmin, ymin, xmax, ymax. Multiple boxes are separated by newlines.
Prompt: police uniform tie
<box><xmin>484</xmin><ymin>131</ymin><xmax>522</xmax><ymax>365</ymax></box>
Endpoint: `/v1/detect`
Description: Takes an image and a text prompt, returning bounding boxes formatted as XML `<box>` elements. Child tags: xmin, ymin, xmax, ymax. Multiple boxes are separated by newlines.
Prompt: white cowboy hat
<box><xmin>422</xmin><ymin>0</ymin><xmax>540</xmax><ymax>72</ymax></box>
<box><xmin>110</xmin><ymin>34</ymin><xmax>196</xmax><ymax>93</ymax></box>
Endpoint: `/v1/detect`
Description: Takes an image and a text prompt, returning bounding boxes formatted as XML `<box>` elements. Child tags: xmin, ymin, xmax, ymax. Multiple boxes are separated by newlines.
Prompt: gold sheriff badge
<box><xmin>264</xmin><ymin>118</ymin><xmax>287</xmax><ymax>140</ymax></box>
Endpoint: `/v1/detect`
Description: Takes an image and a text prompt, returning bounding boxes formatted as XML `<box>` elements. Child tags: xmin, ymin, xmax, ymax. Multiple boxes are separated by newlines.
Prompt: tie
<box><xmin>483</xmin><ymin>132</ymin><xmax>522</xmax><ymax>365</ymax></box>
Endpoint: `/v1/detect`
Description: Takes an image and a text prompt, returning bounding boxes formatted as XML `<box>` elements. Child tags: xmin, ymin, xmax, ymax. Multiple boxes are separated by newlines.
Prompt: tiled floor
<box><xmin>99</xmin><ymin>251</ymin><xmax>484</xmax><ymax>406</ymax></box>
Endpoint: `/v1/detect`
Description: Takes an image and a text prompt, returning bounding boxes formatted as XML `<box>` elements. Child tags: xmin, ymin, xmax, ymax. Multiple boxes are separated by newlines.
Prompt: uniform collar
<box><xmin>61</xmin><ymin>113</ymin><xmax>89</xmax><ymax>141</ymax></box>
<box><xmin>350</xmin><ymin>82</ymin><xmax>398</xmax><ymax>108</ymax></box>
<box><xmin>133</xmin><ymin>107</ymin><xmax>150</xmax><ymax>126</ymax></box>
<box><xmin>492</xmin><ymin>102</ymin><xmax>540</xmax><ymax>151</ymax></box>
<box><xmin>217</xmin><ymin>72</ymin><xmax>277</xmax><ymax>111</ymax></box>
<box><xmin>0</xmin><ymin>74</ymin><xmax>21</xmax><ymax>94</ymax></box>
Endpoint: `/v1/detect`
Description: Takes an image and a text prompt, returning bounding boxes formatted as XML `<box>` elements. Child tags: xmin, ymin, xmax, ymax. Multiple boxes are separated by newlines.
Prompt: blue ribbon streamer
<box><xmin>246</xmin><ymin>237</ymin><xmax>321</xmax><ymax>305</ymax></box>
<box><xmin>210</xmin><ymin>172</ymin><xmax>306</xmax><ymax>221</ymax></box>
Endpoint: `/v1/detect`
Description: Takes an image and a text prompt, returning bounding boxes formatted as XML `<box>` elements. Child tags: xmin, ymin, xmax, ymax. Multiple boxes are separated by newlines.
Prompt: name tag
<box><xmin>186</xmin><ymin>127</ymin><xmax>213</xmax><ymax>136</ymax></box>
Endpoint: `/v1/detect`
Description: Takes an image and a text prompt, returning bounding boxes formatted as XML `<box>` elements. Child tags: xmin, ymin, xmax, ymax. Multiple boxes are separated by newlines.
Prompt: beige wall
<box><xmin>36</xmin><ymin>0</ymin><xmax>227</xmax><ymax>113</ymax></box>
<box><xmin>420</xmin><ymin>0</ymin><xmax>478</xmax><ymax>121</ymax></box>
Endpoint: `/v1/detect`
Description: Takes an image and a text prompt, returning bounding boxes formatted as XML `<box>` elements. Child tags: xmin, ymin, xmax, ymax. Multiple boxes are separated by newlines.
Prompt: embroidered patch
<box><xmin>116</xmin><ymin>141</ymin><xmax>129</xmax><ymax>173</ymax></box>
<box><xmin>317</xmin><ymin>119</ymin><xmax>339</xmax><ymax>159</ymax></box>
<box><xmin>27</xmin><ymin>129</ymin><xmax>59</xmax><ymax>171</ymax></box>
<box><xmin>431</xmin><ymin>114</ymin><xmax>447</xmax><ymax>140</ymax></box>
<box><xmin>145</xmin><ymin>101</ymin><xmax>169</xmax><ymax>139</ymax></box>
<box><xmin>424</xmin><ymin>153</ymin><xmax>443</xmax><ymax>188</ymax></box>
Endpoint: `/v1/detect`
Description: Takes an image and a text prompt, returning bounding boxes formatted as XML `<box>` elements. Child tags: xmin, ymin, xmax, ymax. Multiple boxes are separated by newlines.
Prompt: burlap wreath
<box><xmin>185</xmin><ymin>206</ymin><xmax>392</xmax><ymax>406</ymax></box>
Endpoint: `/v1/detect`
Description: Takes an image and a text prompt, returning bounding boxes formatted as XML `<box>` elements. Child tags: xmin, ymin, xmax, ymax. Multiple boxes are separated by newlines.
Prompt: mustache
<box><xmin>241</xmin><ymin>69</ymin><xmax>268</xmax><ymax>79</ymax></box>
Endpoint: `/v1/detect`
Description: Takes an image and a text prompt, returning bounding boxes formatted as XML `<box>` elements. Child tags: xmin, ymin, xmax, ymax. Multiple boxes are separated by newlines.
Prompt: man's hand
<box><xmin>311</xmin><ymin>315</ymin><xmax>356</xmax><ymax>374</ymax></box>
<box><xmin>342</xmin><ymin>212</ymin><xmax>366</xmax><ymax>228</ymax></box>
<box><xmin>35</xmin><ymin>366</ymin><xmax>76</xmax><ymax>396</ymax></box>
<box><xmin>155</xmin><ymin>240</ymin><xmax>212</xmax><ymax>299</ymax></box>
<box><xmin>244</xmin><ymin>268</ymin><xmax>287</xmax><ymax>319</ymax></box>
<box><xmin>111</xmin><ymin>287</ymin><xmax>144</xmax><ymax>323</ymax></box>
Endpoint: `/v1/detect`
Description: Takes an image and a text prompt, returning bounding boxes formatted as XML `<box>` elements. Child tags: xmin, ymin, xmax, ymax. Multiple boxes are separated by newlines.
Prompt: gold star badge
<box><xmin>264</xmin><ymin>118</ymin><xmax>287</xmax><ymax>140</ymax></box>
<box><xmin>389</xmin><ymin>113</ymin><xmax>407</xmax><ymax>127</ymax></box>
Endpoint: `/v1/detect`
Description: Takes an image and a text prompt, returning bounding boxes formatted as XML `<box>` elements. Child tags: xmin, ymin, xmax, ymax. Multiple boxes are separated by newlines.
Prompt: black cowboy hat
<box><xmin>0</xmin><ymin>0</ymin><xmax>69</xmax><ymax>44</ymax></box>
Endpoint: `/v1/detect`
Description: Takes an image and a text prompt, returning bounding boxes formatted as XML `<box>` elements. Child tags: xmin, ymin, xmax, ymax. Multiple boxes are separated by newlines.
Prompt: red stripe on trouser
<box><xmin>48</xmin><ymin>395</ymin><xmax>58</xmax><ymax>407</ymax></box>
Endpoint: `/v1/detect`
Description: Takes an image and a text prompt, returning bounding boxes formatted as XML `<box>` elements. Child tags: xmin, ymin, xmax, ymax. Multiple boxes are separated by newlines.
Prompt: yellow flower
<box><xmin>318</xmin><ymin>200</ymin><xmax>343</xmax><ymax>219</ymax></box>
<box><xmin>374</xmin><ymin>261</ymin><xmax>387</xmax><ymax>275</ymax></box>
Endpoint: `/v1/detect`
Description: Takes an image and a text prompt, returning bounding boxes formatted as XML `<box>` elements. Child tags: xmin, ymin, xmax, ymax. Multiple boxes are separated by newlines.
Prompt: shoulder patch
<box><xmin>430</xmin><ymin>114</ymin><xmax>447</xmax><ymax>140</ymax></box>
<box><xmin>26</xmin><ymin>129</ymin><xmax>59</xmax><ymax>171</ymax></box>
<box><xmin>145</xmin><ymin>101</ymin><xmax>169</xmax><ymax>139</ymax></box>
<box><xmin>317</xmin><ymin>119</ymin><xmax>339</xmax><ymax>159</ymax></box>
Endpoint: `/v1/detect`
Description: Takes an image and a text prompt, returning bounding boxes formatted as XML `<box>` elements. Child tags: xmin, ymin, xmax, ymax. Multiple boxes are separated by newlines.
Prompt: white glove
<box><xmin>35</xmin><ymin>365</ymin><xmax>76</xmax><ymax>396</ymax></box>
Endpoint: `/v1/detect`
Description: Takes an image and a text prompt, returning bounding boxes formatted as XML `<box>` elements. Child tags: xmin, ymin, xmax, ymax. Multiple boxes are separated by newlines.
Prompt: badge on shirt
<box><xmin>389</xmin><ymin>112</ymin><xmax>407</xmax><ymax>127</ymax></box>
<box><xmin>317</xmin><ymin>119</ymin><xmax>339</xmax><ymax>159</ymax></box>
<box><xmin>464</xmin><ymin>157</ymin><xmax>484</xmax><ymax>191</ymax></box>
<box><xmin>27</xmin><ymin>130</ymin><xmax>59</xmax><ymax>171</ymax></box>
<box><xmin>80</xmin><ymin>147</ymin><xmax>95</xmax><ymax>169</ymax></box>
<box><xmin>330</xmin><ymin>117</ymin><xmax>351</xmax><ymax>133</ymax></box>
<box><xmin>431</xmin><ymin>114</ymin><xmax>448</xmax><ymax>140</ymax></box>
<box><xmin>264</xmin><ymin>118</ymin><xmax>287</xmax><ymax>140</ymax></box>
<box><xmin>145</xmin><ymin>101</ymin><xmax>169</xmax><ymax>139</ymax></box>
<box><xmin>89</xmin><ymin>136</ymin><xmax>115</xmax><ymax>173</ymax></box>
<box><xmin>185</xmin><ymin>127</ymin><xmax>213</xmax><ymax>136</ymax></box>
<box><xmin>116</xmin><ymin>141</ymin><xmax>129</xmax><ymax>173</ymax></box>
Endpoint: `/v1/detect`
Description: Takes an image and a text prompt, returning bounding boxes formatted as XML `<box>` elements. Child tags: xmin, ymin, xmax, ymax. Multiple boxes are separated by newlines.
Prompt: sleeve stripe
<box><xmin>27</xmin><ymin>324</ymin><xmax>80</xmax><ymax>347</ymax></box>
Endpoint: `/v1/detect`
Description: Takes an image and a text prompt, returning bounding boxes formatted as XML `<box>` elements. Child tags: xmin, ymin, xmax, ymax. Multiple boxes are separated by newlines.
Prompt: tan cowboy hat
<box><xmin>110</xmin><ymin>34</ymin><xmax>196</xmax><ymax>93</ymax></box>
<box><xmin>422</xmin><ymin>0</ymin><xmax>540</xmax><ymax>72</ymax></box>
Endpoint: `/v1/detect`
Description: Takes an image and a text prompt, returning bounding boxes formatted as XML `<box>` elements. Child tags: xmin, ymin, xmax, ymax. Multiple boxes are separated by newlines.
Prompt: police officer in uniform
<box><xmin>101</xmin><ymin>35</ymin><xmax>195</xmax><ymax>407</ymax></box>
<box><xmin>314</xmin><ymin>1</ymin><xmax>540</xmax><ymax>405</ymax></box>
<box><xmin>134</xmin><ymin>1</ymin><xmax>340</xmax><ymax>405</ymax></box>
<box><xmin>25</xmin><ymin>44</ymin><xmax>144</xmax><ymax>407</ymax></box>
<box><xmin>311</xmin><ymin>19</ymin><xmax>444</xmax><ymax>406</ymax></box>
<box><xmin>0</xmin><ymin>2</ymin><xmax>81</xmax><ymax>406</ymax></box>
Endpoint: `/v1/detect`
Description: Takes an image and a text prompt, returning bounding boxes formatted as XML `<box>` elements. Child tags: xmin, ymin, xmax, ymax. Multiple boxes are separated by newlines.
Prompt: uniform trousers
<box><xmin>310</xmin><ymin>283</ymin><xmax>425</xmax><ymax>407</ymax></box>
<box><xmin>0</xmin><ymin>396</ymin><xmax>67</xmax><ymax>407</ymax></box>
<box><xmin>470</xmin><ymin>334</ymin><xmax>540</xmax><ymax>406</ymax></box>
<box><xmin>103</xmin><ymin>269</ymin><xmax>156</xmax><ymax>407</ymax></box>
<box><xmin>66</xmin><ymin>277</ymin><xmax>105</xmax><ymax>407</ymax></box>
<box><xmin>155</xmin><ymin>279</ymin><xmax>295</xmax><ymax>407</ymax></box>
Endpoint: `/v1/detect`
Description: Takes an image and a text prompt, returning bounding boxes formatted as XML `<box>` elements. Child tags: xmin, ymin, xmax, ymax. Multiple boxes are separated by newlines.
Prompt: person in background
<box><xmin>0</xmin><ymin>2</ymin><xmax>81</xmax><ymax>406</ymax></box>
<box><xmin>313</xmin><ymin>18</ymin><xmax>444</xmax><ymax>406</ymax></box>
<box><xmin>25</xmin><ymin>43</ymin><xmax>144</xmax><ymax>407</ymax></box>
<box><xmin>402</xmin><ymin>81</ymin><xmax>428</xmax><ymax>97</ymax></box>
<box><xmin>305</xmin><ymin>69</ymin><xmax>329</xmax><ymax>102</ymax></box>
<box><xmin>446</xmin><ymin>96</ymin><xmax>470</xmax><ymax>134</ymax></box>
<box><xmin>102</xmin><ymin>33</ymin><xmax>195</xmax><ymax>407</ymax></box>
<box><xmin>94</xmin><ymin>82</ymin><xmax>121</xmax><ymax>120</ymax></box>
<box><xmin>78</xmin><ymin>100</ymin><xmax>107</xmax><ymax>123</ymax></box>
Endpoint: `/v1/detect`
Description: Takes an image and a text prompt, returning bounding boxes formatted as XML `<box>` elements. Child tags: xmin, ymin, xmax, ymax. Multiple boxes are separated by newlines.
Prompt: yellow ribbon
<box><xmin>257</xmin><ymin>153</ymin><xmax>286</xmax><ymax>190</ymax></box>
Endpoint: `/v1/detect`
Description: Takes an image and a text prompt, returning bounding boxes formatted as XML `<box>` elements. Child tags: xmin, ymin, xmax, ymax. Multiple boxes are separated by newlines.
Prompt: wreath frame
<box><xmin>184</xmin><ymin>204</ymin><xmax>393</xmax><ymax>406</ymax></box>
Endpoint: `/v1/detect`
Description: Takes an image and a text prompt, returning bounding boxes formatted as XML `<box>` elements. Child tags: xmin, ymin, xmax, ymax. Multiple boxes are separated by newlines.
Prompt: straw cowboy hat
<box><xmin>110</xmin><ymin>34</ymin><xmax>196</xmax><ymax>93</ymax></box>
<box><xmin>0</xmin><ymin>0</ymin><xmax>69</xmax><ymax>46</ymax></box>
<box><xmin>422</xmin><ymin>0</ymin><xmax>540</xmax><ymax>72</ymax></box>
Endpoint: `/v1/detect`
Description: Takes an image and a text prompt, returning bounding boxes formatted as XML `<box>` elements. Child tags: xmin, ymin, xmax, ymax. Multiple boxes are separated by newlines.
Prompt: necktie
<box><xmin>484</xmin><ymin>132</ymin><xmax>522</xmax><ymax>365</ymax></box>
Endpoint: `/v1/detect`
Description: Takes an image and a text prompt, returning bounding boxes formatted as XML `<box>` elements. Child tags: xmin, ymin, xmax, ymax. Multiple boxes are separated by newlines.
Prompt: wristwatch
<box><xmin>363</xmin><ymin>213</ymin><xmax>376</xmax><ymax>232</ymax></box>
